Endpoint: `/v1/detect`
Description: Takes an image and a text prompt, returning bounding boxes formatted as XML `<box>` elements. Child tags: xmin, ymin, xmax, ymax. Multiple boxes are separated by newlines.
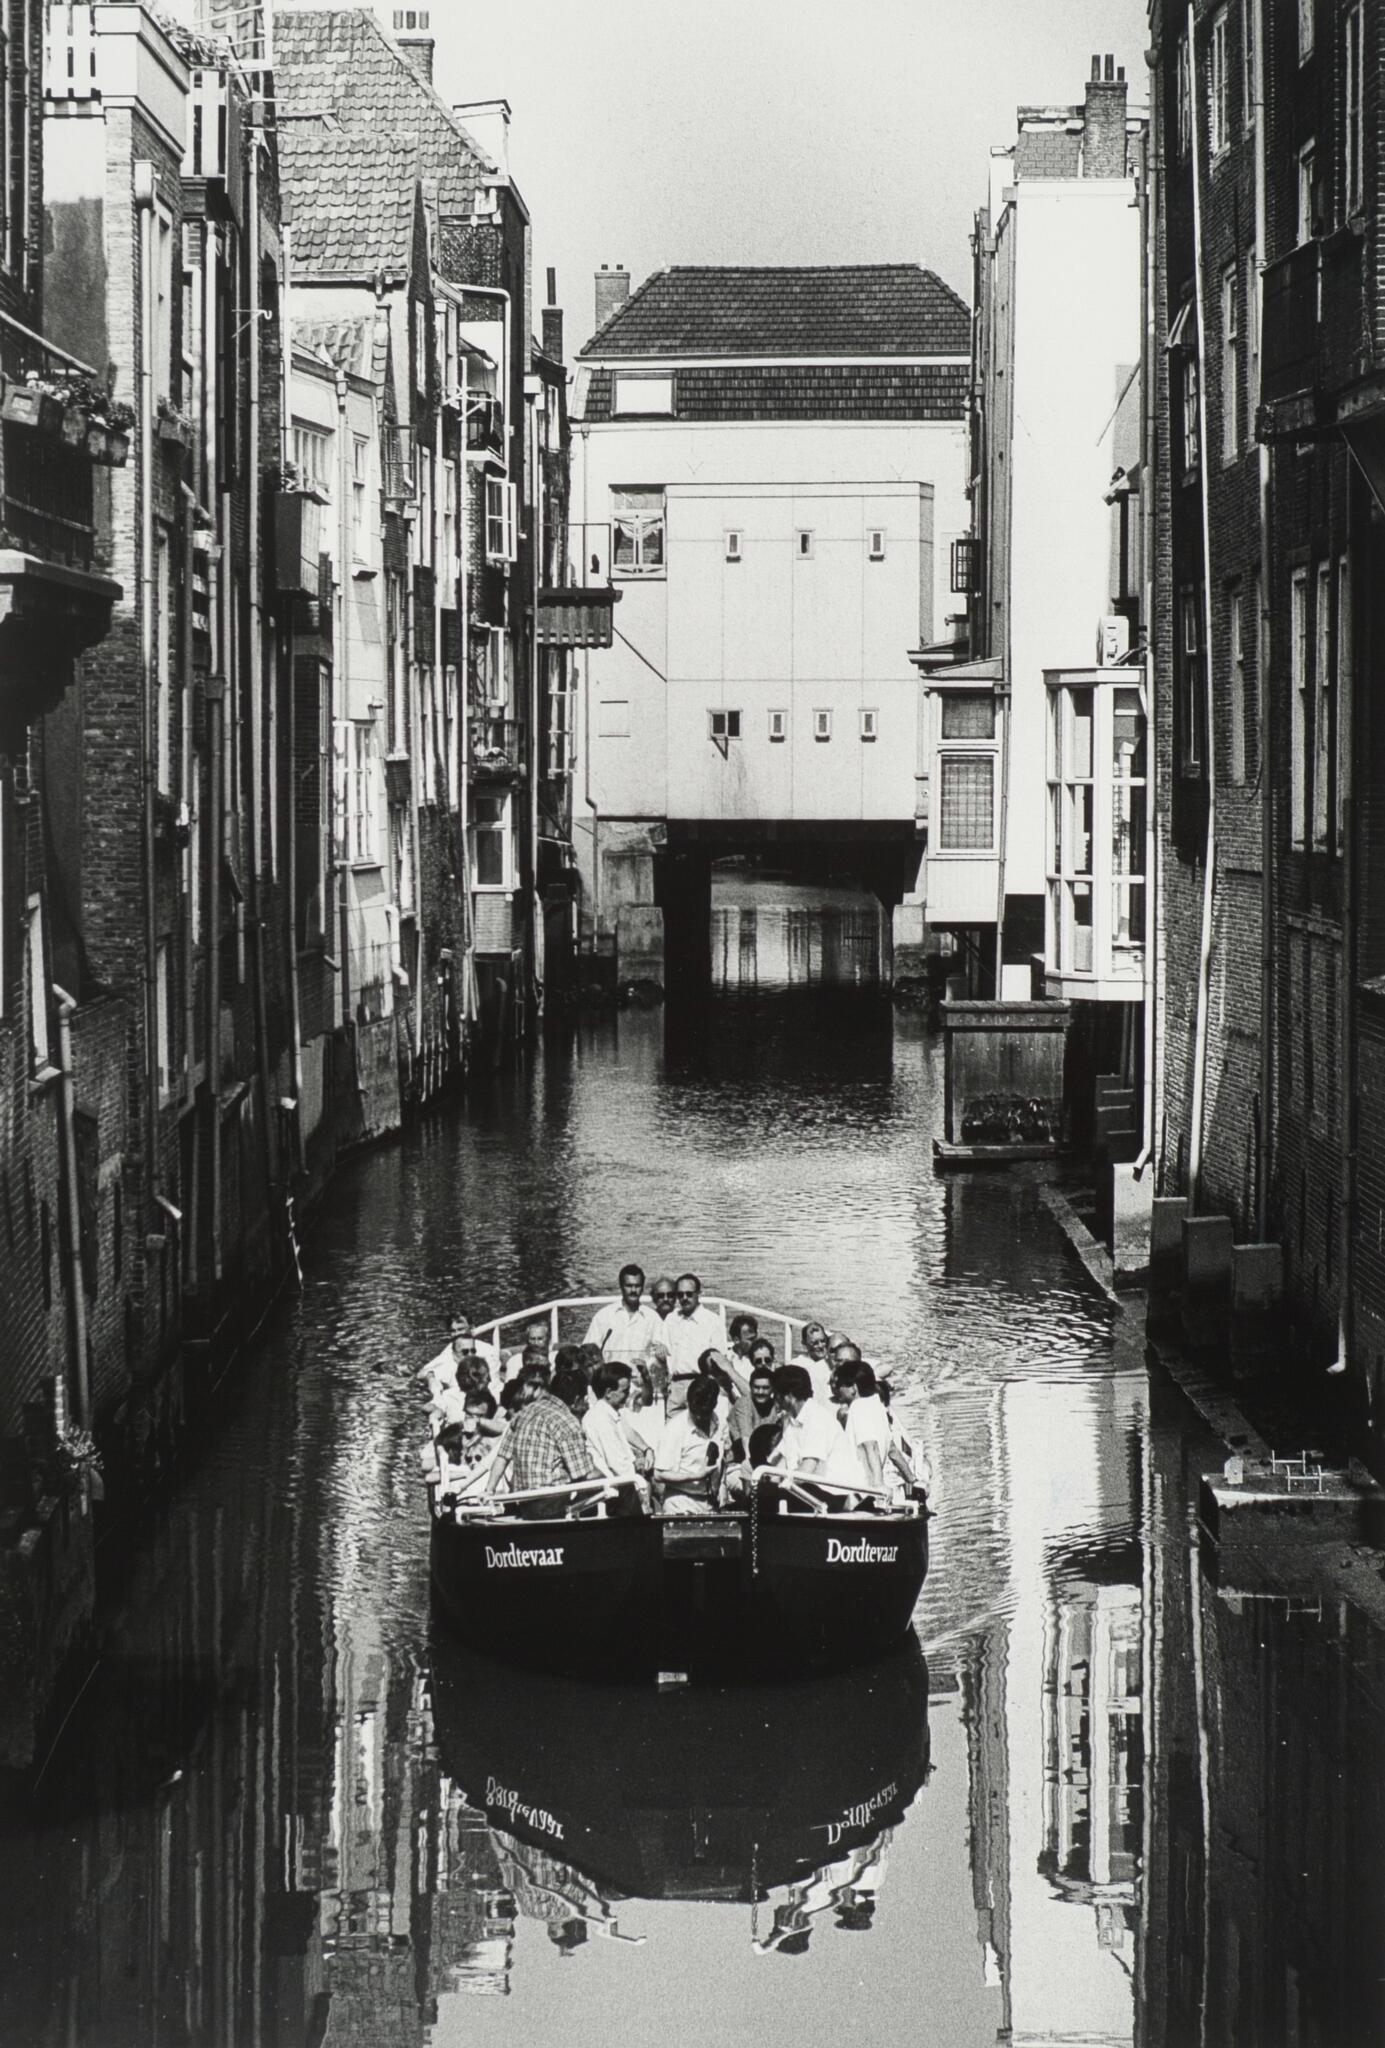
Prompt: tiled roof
<box><xmin>291</xmin><ymin>313</ymin><xmax>390</xmax><ymax>384</ymax></box>
<box><xmin>273</xmin><ymin>9</ymin><xmax>491</xmax><ymax>278</ymax></box>
<box><xmin>580</xmin><ymin>266</ymin><xmax>970</xmax><ymax>360</ymax></box>
<box><xmin>577</xmin><ymin>362</ymin><xmax>969</xmax><ymax>425</ymax></box>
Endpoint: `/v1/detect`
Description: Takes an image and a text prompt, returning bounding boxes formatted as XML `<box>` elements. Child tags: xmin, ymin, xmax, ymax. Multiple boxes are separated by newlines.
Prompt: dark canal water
<box><xmin>2</xmin><ymin>983</ymin><xmax>1383</xmax><ymax>2046</ymax></box>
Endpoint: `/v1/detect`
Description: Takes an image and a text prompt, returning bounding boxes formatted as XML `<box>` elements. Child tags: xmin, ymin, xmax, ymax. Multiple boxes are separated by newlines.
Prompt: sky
<box><xmin>425</xmin><ymin>0</ymin><xmax>1150</xmax><ymax>354</ymax></box>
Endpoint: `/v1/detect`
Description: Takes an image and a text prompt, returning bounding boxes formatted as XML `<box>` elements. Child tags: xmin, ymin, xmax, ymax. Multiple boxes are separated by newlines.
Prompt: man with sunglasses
<box><xmin>661</xmin><ymin>1273</ymin><xmax>728</xmax><ymax>1411</ymax></box>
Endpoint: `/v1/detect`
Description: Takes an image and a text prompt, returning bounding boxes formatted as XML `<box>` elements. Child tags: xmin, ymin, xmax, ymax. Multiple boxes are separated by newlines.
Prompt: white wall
<box><xmin>1004</xmin><ymin>178</ymin><xmax>1143</xmax><ymax>899</ymax></box>
<box><xmin>571</xmin><ymin>414</ymin><xmax>965</xmax><ymax>838</ymax></box>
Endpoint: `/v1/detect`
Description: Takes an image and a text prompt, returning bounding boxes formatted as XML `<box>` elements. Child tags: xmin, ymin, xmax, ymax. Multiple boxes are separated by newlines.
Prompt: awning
<box><xmin>535</xmin><ymin>585</ymin><xmax>621</xmax><ymax>649</ymax></box>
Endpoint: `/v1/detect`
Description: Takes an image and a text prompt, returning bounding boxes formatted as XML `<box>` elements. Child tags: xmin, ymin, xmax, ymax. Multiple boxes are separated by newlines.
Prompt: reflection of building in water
<box><xmin>1139</xmin><ymin>1396</ymin><xmax>1385</xmax><ymax>2048</ymax></box>
<box><xmin>754</xmin><ymin>1830</ymin><xmax>894</xmax><ymax>1955</ymax></box>
<box><xmin>710</xmin><ymin>901</ymin><xmax>888</xmax><ymax>988</ymax></box>
<box><xmin>430</xmin><ymin>1786</ymin><xmax>518</xmax><ymax>1997</ymax></box>
<box><xmin>962</xmin><ymin>1374</ymin><xmax>1143</xmax><ymax>2046</ymax></box>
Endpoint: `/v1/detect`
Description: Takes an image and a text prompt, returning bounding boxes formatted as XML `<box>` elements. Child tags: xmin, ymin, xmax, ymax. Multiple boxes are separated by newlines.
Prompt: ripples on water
<box><xmin>1</xmin><ymin>978</ymin><xmax>1382</xmax><ymax>2048</ymax></box>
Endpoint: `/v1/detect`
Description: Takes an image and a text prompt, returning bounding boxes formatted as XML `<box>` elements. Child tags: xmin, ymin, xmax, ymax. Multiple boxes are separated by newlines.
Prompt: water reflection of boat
<box><xmin>429</xmin><ymin>1630</ymin><xmax>931</xmax><ymax>1909</ymax></box>
<box><xmin>428</xmin><ymin>1294</ymin><xmax>931</xmax><ymax>1677</ymax></box>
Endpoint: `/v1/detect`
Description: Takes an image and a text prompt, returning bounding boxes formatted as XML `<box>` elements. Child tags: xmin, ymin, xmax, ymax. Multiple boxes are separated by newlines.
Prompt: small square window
<box><xmin>710</xmin><ymin>710</ymin><xmax>742</xmax><ymax>740</ymax></box>
<box><xmin>768</xmin><ymin>709</ymin><xmax>787</xmax><ymax>742</ymax></box>
<box><xmin>860</xmin><ymin>709</ymin><xmax>878</xmax><ymax>742</ymax></box>
<box><xmin>796</xmin><ymin>530</ymin><xmax>814</xmax><ymax>559</ymax></box>
<box><xmin>725</xmin><ymin>530</ymin><xmax>742</xmax><ymax>562</ymax></box>
<box><xmin>868</xmin><ymin>529</ymin><xmax>886</xmax><ymax>561</ymax></box>
<box><xmin>813</xmin><ymin>709</ymin><xmax>832</xmax><ymax>741</ymax></box>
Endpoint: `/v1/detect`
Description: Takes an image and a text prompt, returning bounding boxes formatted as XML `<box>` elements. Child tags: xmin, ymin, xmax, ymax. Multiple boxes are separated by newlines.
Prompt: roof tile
<box><xmin>580</xmin><ymin>265</ymin><xmax>970</xmax><ymax>360</ymax></box>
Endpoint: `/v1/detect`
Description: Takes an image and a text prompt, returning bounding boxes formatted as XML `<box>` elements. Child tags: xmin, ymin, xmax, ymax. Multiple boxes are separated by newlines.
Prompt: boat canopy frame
<box><xmin>473</xmin><ymin>1294</ymin><xmax>806</xmax><ymax>1362</ymax></box>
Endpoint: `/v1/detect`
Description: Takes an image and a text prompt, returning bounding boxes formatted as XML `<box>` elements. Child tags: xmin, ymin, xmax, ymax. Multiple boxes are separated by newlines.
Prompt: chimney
<box><xmin>395</xmin><ymin>33</ymin><xmax>434</xmax><ymax>88</ymax></box>
<box><xmin>454</xmin><ymin>98</ymin><xmax>511</xmax><ymax>177</ymax></box>
<box><xmin>1083</xmin><ymin>52</ymin><xmax>1129</xmax><ymax>178</ymax></box>
<box><xmin>541</xmin><ymin>267</ymin><xmax>564</xmax><ymax>364</ymax></box>
<box><xmin>595</xmin><ymin>264</ymin><xmax>630</xmax><ymax>331</ymax></box>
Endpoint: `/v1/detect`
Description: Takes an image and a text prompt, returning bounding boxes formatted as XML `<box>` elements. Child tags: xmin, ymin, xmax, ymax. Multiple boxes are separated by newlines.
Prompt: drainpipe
<box><xmin>337</xmin><ymin>364</ymin><xmax>351</xmax><ymax>1028</ymax></box>
<box><xmin>1135</xmin><ymin>110</ymin><xmax>1159</xmax><ymax>1179</ymax></box>
<box><xmin>577</xmin><ymin>421</ymin><xmax>599</xmax><ymax>942</ymax></box>
<box><xmin>135</xmin><ymin>164</ymin><xmax>160</xmax><ymax>1210</ymax></box>
<box><xmin>405</xmin><ymin>500</ymin><xmax>425</xmax><ymax>1070</ymax></box>
<box><xmin>206</xmin><ymin>664</ymin><xmax>224</xmax><ymax>1285</ymax></box>
<box><xmin>458</xmin><ymin>337</ymin><xmax>475</xmax><ymax>1031</ymax></box>
<box><xmin>528</xmin><ymin>383</ymin><xmax>542</xmax><ymax>1024</ymax></box>
<box><xmin>179</xmin><ymin>473</ymin><xmax>198</xmax><ymax>1290</ymax></box>
<box><xmin>1186</xmin><ymin>0</ymin><xmax>1219</xmax><ymax>1211</ymax></box>
<box><xmin>1253</xmin><ymin>0</ymin><xmax>1274</xmax><ymax>1244</ymax></box>
<box><xmin>53</xmin><ymin>985</ymin><xmax>90</xmax><ymax>1429</ymax></box>
<box><xmin>282</xmin><ymin>228</ymin><xmax>304</xmax><ymax>1163</ymax></box>
<box><xmin>434</xmin><ymin>376</ymin><xmax>446</xmax><ymax>1065</ymax></box>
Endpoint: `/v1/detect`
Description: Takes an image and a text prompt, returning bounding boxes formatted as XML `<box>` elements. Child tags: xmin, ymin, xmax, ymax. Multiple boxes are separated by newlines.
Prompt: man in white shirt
<box><xmin>770</xmin><ymin>1366</ymin><xmax>839</xmax><ymax>1477</ymax></box>
<box><xmin>582</xmin><ymin>1362</ymin><xmax>653</xmax><ymax>1489</ymax></box>
<box><xmin>653</xmin><ymin>1377</ymin><xmax>726</xmax><ymax>1512</ymax></box>
<box><xmin>662</xmin><ymin>1274</ymin><xmax>728</xmax><ymax>1409</ymax></box>
<box><xmin>833</xmin><ymin>1350</ymin><xmax>890</xmax><ymax>1491</ymax></box>
<box><xmin>418</xmin><ymin>1310</ymin><xmax>503</xmax><ymax>1401</ymax></box>
<box><xmin>791</xmin><ymin>1322</ymin><xmax>835</xmax><ymax>1405</ymax></box>
<box><xmin>582</xmin><ymin>1264</ymin><xmax>661</xmax><ymax>1367</ymax></box>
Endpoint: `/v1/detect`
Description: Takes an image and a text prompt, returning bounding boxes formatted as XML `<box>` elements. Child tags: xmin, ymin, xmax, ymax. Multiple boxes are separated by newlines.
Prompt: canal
<box><xmin>2</xmin><ymin>979</ymin><xmax>1383</xmax><ymax>2046</ymax></box>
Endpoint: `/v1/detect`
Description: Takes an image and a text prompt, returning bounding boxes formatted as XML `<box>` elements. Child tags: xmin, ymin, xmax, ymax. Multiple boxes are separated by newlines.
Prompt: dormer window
<box><xmin>613</xmin><ymin>375</ymin><xmax>675</xmax><ymax>417</ymax></box>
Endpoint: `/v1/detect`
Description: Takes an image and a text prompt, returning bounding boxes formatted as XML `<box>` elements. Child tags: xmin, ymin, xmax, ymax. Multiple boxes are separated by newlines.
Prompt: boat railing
<box><xmin>473</xmin><ymin>1294</ymin><xmax>806</xmax><ymax>1362</ymax></box>
<box><xmin>442</xmin><ymin>1476</ymin><xmax>639</xmax><ymax>1521</ymax></box>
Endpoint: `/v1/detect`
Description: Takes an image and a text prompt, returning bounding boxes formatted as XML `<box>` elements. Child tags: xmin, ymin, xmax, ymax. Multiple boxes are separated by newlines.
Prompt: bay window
<box><xmin>1045</xmin><ymin>674</ymin><xmax>1148</xmax><ymax>996</ymax></box>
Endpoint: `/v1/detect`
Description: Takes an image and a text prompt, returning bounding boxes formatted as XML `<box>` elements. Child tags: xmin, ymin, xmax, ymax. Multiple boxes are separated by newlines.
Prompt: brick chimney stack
<box><xmin>542</xmin><ymin>267</ymin><xmax>564</xmax><ymax>364</ymax></box>
<box><xmin>395</xmin><ymin>32</ymin><xmax>434</xmax><ymax>88</ymax></box>
<box><xmin>595</xmin><ymin>265</ymin><xmax>630</xmax><ymax>331</ymax></box>
<box><xmin>1083</xmin><ymin>53</ymin><xmax>1130</xmax><ymax>178</ymax></box>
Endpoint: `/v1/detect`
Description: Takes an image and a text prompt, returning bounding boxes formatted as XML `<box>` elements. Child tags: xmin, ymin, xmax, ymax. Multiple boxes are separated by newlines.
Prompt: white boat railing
<box><xmin>473</xmin><ymin>1294</ymin><xmax>806</xmax><ymax>1364</ymax></box>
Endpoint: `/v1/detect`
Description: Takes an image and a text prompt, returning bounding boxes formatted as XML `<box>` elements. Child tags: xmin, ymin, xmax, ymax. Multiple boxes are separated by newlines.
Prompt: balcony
<box><xmin>535</xmin><ymin>584</ymin><xmax>621</xmax><ymax>649</ymax></box>
<box><xmin>470</xmin><ymin>714</ymin><xmax>522</xmax><ymax>784</ymax></box>
<box><xmin>465</xmin><ymin>395</ymin><xmax>504</xmax><ymax>456</ymax></box>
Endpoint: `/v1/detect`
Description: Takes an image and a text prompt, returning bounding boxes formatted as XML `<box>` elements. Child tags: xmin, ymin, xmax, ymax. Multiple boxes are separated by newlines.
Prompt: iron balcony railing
<box><xmin>0</xmin><ymin>315</ymin><xmax>97</xmax><ymax>567</ymax></box>
<box><xmin>469</xmin><ymin>713</ymin><xmax>522</xmax><ymax>780</ymax></box>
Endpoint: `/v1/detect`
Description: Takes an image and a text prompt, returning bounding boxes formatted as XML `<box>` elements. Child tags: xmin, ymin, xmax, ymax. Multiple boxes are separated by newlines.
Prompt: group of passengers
<box><xmin>419</xmin><ymin>1264</ymin><xmax>928</xmax><ymax>1514</ymax></box>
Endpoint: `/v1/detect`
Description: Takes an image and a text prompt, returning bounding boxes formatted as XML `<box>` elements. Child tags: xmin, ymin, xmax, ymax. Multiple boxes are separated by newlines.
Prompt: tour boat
<box><xmin>424</xmin><ymin>1294</ymin><xmax>930</xmax><ymax>1676</ymax></box>
<box><xmin>429</xmin><ymin>1630</ymin><xmax>932</xmax><ymax>1909</ymax></box>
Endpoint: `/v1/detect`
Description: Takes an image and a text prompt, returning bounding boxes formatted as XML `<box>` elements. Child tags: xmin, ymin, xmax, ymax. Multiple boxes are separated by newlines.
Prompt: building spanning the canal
<box><xmin>1145</xmin><ymin>0</ymin><xmax>1385</xmax><ymax>1421</ymax></box>
<box><xmin>0</xmin><ymin>0</ymin><xmax>592</xmax><ymax>1766</ymax></box>
<box><xmin>569</xmin><ymin>262</ymin><xmax>970</xmax><ymax>987</ymax></box>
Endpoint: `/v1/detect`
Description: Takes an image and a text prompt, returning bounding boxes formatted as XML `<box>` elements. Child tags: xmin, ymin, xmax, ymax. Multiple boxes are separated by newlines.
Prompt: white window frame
<box><xmin>812</xmin><ymin>708</ymin><xmax>832</xmax><ymax>741</ymax></box>
<box><xmin>1343</xmin><ymin>5</ymin><xmax>1364</xmax><ymax>216</ymax></box>
<box><xmin>1297</xmin><ymin>0</ymin><xmax>1314</xmax><ymax>63</ymax></box>
<box><xmin>1313</xmin><ymin>561</ymin><xmax>1333</xmax><ymax>849</ymax></box>
<box><xmin>611</xmin><ymin>489</ymin><xmax>666</xmax><ymax>579</ymax></box>
<box><xmin>154</xmin><ymin>204</ymin><xmax>175</xmax><ymax>405</ymax></box>
<box><xmin>1176</xmin><ymin>33</ymin><xmax>1192</xmax><ymax>156</ymax></box>
<box><xmin>473</xmin><ymin>791</ymin><xmax>513</xmax><ymax>891</ymax></box>
<box><xmin>292</xmin><ymin>420</ymin><xmax>332</xmax><ymax>498</ymax></box>
<box><xmin>867</xmin><ymin>528</ymin><xmax>886</xmax><ymax>561</ymax></box>
<box><xmin>1221</xmin><ymin>264</ymin><xmax>1239</xmax><ymax>462</ymax></box>
<box><xmin>1180</xmin><ymin>586</ymin><xmax>1204</xmax><ymax>774</ymax></box>
<box><xmin>485</xmin><ymin>476</ymin><xmax>516</xmax><ymax>564</ymax></box>
<box><xmin>724</xmin><ymin>529</ymin><xmax>742</xmax><ymax>563</ymax></box>
<box><xmin>1242</xmin><ymin>0</ymin><xmax>1256</xmax><ymax>132</ymax></box>
<box><xmin>155</xmin><ymin>936</ymin><xmax>173</xmax><ymax>1103</ymax></box>
<box><xmin>768</xmin><ymin>709</ymin><xmax>787</xmax><ymax>743</ymax></box>
<box><xmin>155</xmin><ymin>528</ymin><xmax>173</xmax><ymax>794</ymax></box>
<box><xmin>352</xmin><ymin>434</ymin><xmax>369</xmax><ymax>559</ymax></box>
<box><xmin>709</xmin><ymin>709</ymin><xmax>742</xmax><ymax>742</ymax></box>
<box><xmin>860</xmin><ymin>708</ymin><xmax>879</xmax><ymax>742</ymax></box>
<box><xmin>1181</xmin><ymin>352</ymin><xmax>1200</xmax><ymax>475</ymax></box>
<box><xmin>612</xmin><ymin>375</ymin><xmax>674</xmax><ymax>417</ymax></box>
<box><xmin>1229</xmin><ymin>583</ymin><xmax>1246</xmax><ymax>784</ymax></box>
<box><xmin>1208</xmin><ymin>10</ymin><xmax>1229</xmax><ymax>158</ymax></box>
<box><xmin>936</xmin><ymin>754</ymin><xmax>997</xmax><ymax>855</ymax></box>
<box><xmin>1290</xmin><ymin>568</ymin><xmax>1309</xmax><ymax>848</ymax></box>
<box><xmin>1297</xmin><ymin>141</ymin><xmax>1317</xmax><ymax>244</ymax></box>
<box><xmin>27</xmin><ymin>896</ymin><xmax>51</xmax><ymax>1076</ymax></box>
<box><xmin>347</xmin><ymin>721</ymin><xmax>378</xmax><ymax>866</ymax></box>
<box><xmin>1246</xmin><ymin>249</ymin><xmax>1260</xmax><ymax>418</ymax></box>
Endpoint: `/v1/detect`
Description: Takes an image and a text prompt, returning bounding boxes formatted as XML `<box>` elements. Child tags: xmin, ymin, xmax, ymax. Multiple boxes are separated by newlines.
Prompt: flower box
<box><xmin>61</xmin><ymin>402</ymin><xmax>90</xmax><ymax>446</ymax></box>
<box><xmin>85</xmin><ymin>421</ymin><xmax>109</xmax><ymax>461</ymax></box>
<box><xmin>104</xmin><ymin>426</ymin><xmax>131</xmax><ymax>468</ymax></box>
<box><xmin>2</xmin><ymin>383</ymin><xmax>63</xmax><ymax>433</ymax></box>
<box><xmin>157</xmin><ymin>409</ymin><xmax>193</xmax><ymax>448</ymax></box>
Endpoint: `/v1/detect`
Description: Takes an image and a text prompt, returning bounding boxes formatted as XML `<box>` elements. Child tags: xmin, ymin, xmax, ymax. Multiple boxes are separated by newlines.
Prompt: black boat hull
<box><xmin>429</xmin><ymin>1489</ymin><xmax>928</xmax><ymax>1674</ymax></box>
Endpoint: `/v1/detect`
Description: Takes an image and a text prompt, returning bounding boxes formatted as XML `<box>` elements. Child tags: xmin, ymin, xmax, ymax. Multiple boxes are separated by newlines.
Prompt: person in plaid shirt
<box><xmin>497</xmin><ymin>1367</ymin><xmax>599</xmax><ymax>1494</ymax></box>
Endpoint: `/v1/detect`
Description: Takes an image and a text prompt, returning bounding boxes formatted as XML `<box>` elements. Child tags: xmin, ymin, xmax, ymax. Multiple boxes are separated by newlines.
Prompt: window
<box><xmin>1314</xmin><ymin>561</ymin><xmax>1333</xmax><ymax>848</ymax></box>
<box><xmin>485</xmin><ymin>476</ymin><xmax>516</xmax><ymax>563</ymax></box>
<box><xmin>612</xmin><ymin>375</ymin><xmax>674</xmax><ymax>416</ymax></box>
<box><xmin>473</xmin><ymin>793</ymin><xmax>510</xmax><ymax>888</ymax></box>
<box><xmin>1297</xmin><ymin>0</ymin><xmax>1313</xmax><ymax>62</ymax></box>
<box><xmin>725</xmin><ymin>529</ymin><xmax>742</xmax><ymax>562</ymax></box>
<box><xmin>796</xmin><ymin>530</ymin><xmax>815</xmax><ymax>560</ymax></box>
<box><xmin>1109</xmin><ymin>687</ymin><xmax>1148</xmax><ymax>967</ymax></box>
<box><xmin>155</xmin><ymin>938</ymin><xmax>172</xmax><ymax>1101</ymax></box>
<box><xmin>1245</xmin><ymin>250</ymin><xmax>1260</xmax><ymax>417</ymax></box>
<box><xmin>292</xmin><ymin>421</ymin><xmax>331</xmax><ymax>497</ymax></box>
<box><xmin>938</xmin><ymin>757</ymin><xmax>995</xmax><ymax>852</ymax></box>
<box><xmin>597</xmin><ymin>699</ymin><xmax>630</xmax><ymax>738</ymax></box>
<box><xmin>352</xmin><ymin>435</ymin><xmax>369</xmax><ymax>556</ymax></box>
<box><xmin>1221</xmin><ymin>265</ymin><xmax>1239</xmax><ymax>461</ymax></box>
<box><xmin>155</xmin><ymin>530</ymin><xmax>173</xmax><ymax>793</ymax></box>
<box><xmin>709</xmin><ymin>710</ymin><xmax>742</xmax><ymax>741</ymax></box>
<box><xmin>441</xmin><ymin>457</ymin><xmax>457</xmax><ymax>579</ymax></box>
<box><xmin>1290</xmin><ymin>568</ymin><xmax>1308</xmax><ymax>847</ymax></box>
<box><xmin>348</xmin><ymin>723</ymin><xmax>377</xmax><ymax>864</ymax></box>
<box><xmin>941</xmin><ymin>693</ymin><xmax>996</xmax><ymax>740</ymax></box>
<box><xmin>611</xmin><ymin>489</ymin><xmax>665</xmax><ymax>576</ymax></box>
<box><xmin>27</xmin><ymin>897</ymin><xmax>50</xmax><ymax>1075</ymax></box>
<box><xmin>812</xmin><ymin>709</ymin><xmax>832</xmax><ymax>741</ymax></box>
<box><xmin>1343</xmin><ymin>5</ymin><xmax>1364</xmax><ymax>216</ymax></box>
<box><xmin>1181</xmin><ymin>352</ymin><xmax>1200</xmax><ymax>474</ymax></box>
<box><xmin>1175</xmin><ymin>33</ymin><xmax>1192</xmax><ymax>155</ymax></box>
<box><xmin>1297</xmin><ymin>142</ymin><xmax>1317</xmax><ymax>243</ymax></box>
<box><xmin>1179</xmin><ymin>586</ymin><xmax>1204</xmax><ymax>774</ymax></box>
<box><xmin>1229</xmin><ymin>583</ymin><xmax>1247</xmax><ymax>783</ymax></box>
<box><xmin>860</xmin><ymin>709</ymin><xmax>878</xmax><ymax>742</ymax></box>
<box><xmin>868</xmin><ymin>529</ymin><xmax>886</xmax><ymax>561</ymax></box>
<box><xmin>1208</xmin><ymin>10</ymin><xmax>1229</xmax><ymax>157</ymax></box>
<box><xmin>1336</xmin><ymin>555</ymin><xmax>1351</xmax><ymax>851</ymax></box>
<box><xmin>154</xmin><ymin>207</ymin><xmax>174</xmax><ymax>403</ymax></box>
<box><xmin>1242</xmin><ymin>0</ymin><xmax>1256</xmax><ymax>131</ymax></box>
<box><xmin>768</xmin><ymin>709</ymin><xmax>787</xmax><ymax>742</ymax></box>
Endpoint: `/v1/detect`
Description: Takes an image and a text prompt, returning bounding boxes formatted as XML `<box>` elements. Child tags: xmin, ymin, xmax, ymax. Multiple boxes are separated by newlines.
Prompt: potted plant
<box><xmin>52</xmin><ymin>1424</ymin><xmax>105</xmax><ymax>1504</ymax></box>
<box><xmin>157</xmin><ymin>396</ymin><xmax>194</xmax><ymax>448</ymax></box>
<box><xmin>2</xmin><ymin>377</ymin><xmax>63</xmax><ymax>434</ymax></box>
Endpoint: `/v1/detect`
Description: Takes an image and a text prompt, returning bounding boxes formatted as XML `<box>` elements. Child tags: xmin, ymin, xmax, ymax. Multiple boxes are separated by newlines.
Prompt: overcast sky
<box><xmin>427</xmin><ymin>0</ymin><xmax>1149</xmax><ymax>353</ymax></box>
